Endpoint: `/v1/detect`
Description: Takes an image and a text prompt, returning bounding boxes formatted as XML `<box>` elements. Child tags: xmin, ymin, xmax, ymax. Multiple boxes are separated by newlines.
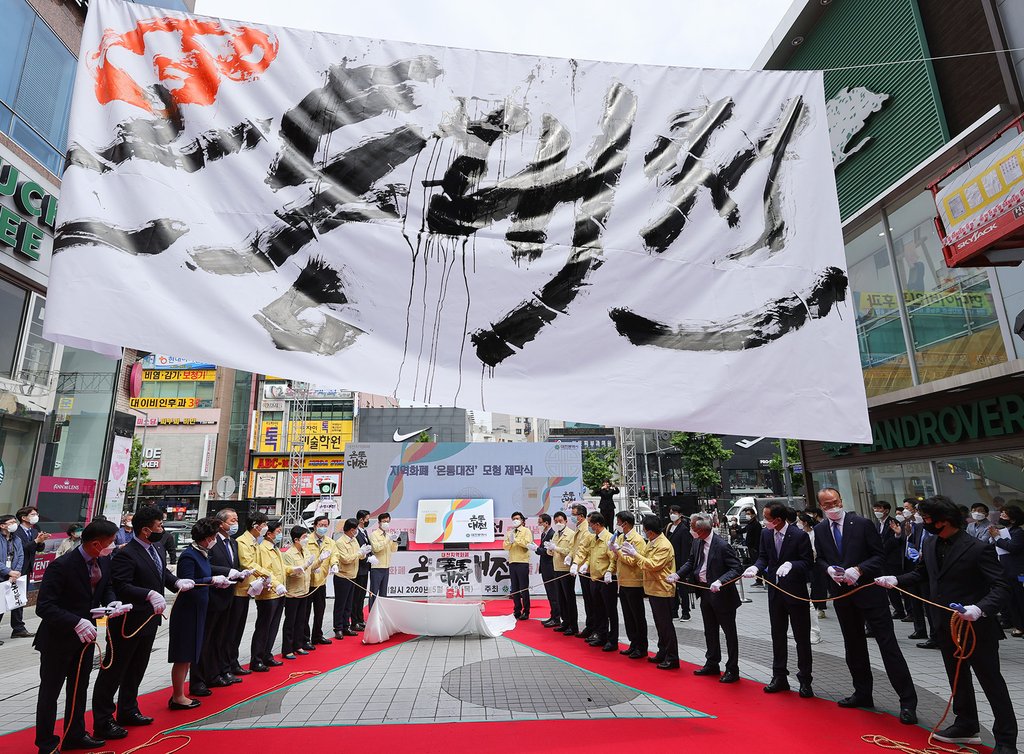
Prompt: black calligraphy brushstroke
<box><xmin>54</xmin><ymin>219</ymin><xmax>189</xmax><ymax>256</ymax></box>
<box><xmin>608</xmin><ymin>266</ymin><xmax>848</xmax><ymax>352</ymax></box>
<box><xmin>268</xmin><ymin>56</ymin><xmax>442</xmax><ymax>191</ymax></box>
<box><xmin>67</xmin><ymin>118</ymin><xmax>270</xmax><ymax>174</ymax></box>
<box><xmin>190</xmin><ymin>126</ymin><xmax>426</xmax><ymax>275</ymax></box>
<box><xmin>469</xmin><ymin>83</ymin><xmax>637</xmax><ymax>367</ymax></box>
<box><xmin>253</xmin><ymin>256</ymin><xmax>363</xmax><ymax>355</ymax></box>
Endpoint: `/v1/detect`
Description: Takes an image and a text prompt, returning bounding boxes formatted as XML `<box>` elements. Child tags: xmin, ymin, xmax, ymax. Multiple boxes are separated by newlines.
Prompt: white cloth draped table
<box><xmin>363</xmin><ymin>598</ymin><xmax>517</xmax><ymax>644</ymax></box>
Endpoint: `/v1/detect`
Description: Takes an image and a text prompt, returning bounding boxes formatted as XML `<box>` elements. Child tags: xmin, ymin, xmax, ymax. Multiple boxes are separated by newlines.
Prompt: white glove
<box><xmin>275</xmin><ymin>584</ymin><xmax>287</xmax><ymax>596</ymax></box>
<box><xmin>742</xmin><ymin>566</ymin><xmax>758</xmax><ymax>579</ymax></box>
<box><xmin>960</xmin><ymin>605</ymin><xmax>983</xmax><ymax>622</ymax></box>
<box><xmin>175</xmin><ymin>579</ymin><xmax>195</xmax><ymax>592</ymax></box>
<box><xmin>828</xmin><ymin>566</ymin><xmax>845</xmax><ymax>584</ymax></box>
<box><xmin>107</xmin><ymin>601</ymin><xmax>132</xmax><ymax>618</ymax></box>
<box><xmin>389</xmin><ymin>531</ymin><xmax>400</xmax><ymax>541</ymax></box>
<box><xmin>579</xmin><ymin>563</ymin><xmax>589</xmax><ymax>575</ymax></box>
<box><xmin>608</xmin><ymin>540</ymin><xmax>620</xmax><ymax>552</ymax></box>
<box><xmin>570</xmin><ymin>564</ymin><xmax>579</xmax><ymax>576</ymax></box>
<box><xmin>874</xmin><ymin>576</ymin><xmax>898</xmax><ymax>589</ymax></box>
<box><xmin>842</xmin><ymin>567</ymin><xmax>861</xmax><ymax>585</ymax></box>
<box><xmin>360</xmin><ymin>544</ymin><xmax>373</xmax><ymax>555</ymax></box>
<box><xmin>368</xmin><ymin>555</ymin><xmax>379</xmax><ymax>567</ymax></box>
<box><xmin>543</xmin><ymin>541</ymin><xmax>556</xmax><ymax>552</ymax></box>
<box><xmin>146</xmin><ymin>590</ymin><xmax>167</xmax><ymax>615</ymax></box>
<box><xmin>74</xmin><ymin>618</ymin><xmax>98</xmax><ymax>644</ymax></box>
<box><xmin>239</xmin><ymin>569</ymin><xmax>254</xmax><ymax>579</ymax></box>
<box><xmin>227</xmin><ymin>569</ymin><xmax>242</xmax><ymax>580</ymax></box>
<box><xmin>666</xmin><ymin>572</ymin><xmax>680</xmax><ymax>584</ymax></box>
<box><xmin>329</xmin><ymin>564</ymin><xmax>339</xmax><ymax>575</ymax></box>
<box><xmin>775</xmin><ymin>562</ymin><xmax>792</xmax><ymax>579</ymax></box>
<box><xmin>211</xmin><ymin>575</ymin><xmax>231</xmax><ymax>588</ymax></box>
<box><xmin>603</xmin><ymin>571</ymin><xmax>613</xmax><ymax>584</ymax></box>
<box><xmin>319</xmin><ymin>549</ymin><xmax>331</xmax><ymax>562</ymax></box>
<box><xmin>563</xmin><ymin>555</ymin><xmax>572</xmax><ymax>566</ymax></box>
<box><xmin>710</xmin><ymin>580</ymin><xmax>722</xmax><ymax>593</ymax></box>
<box><xmin>247</xmin><ymin>580</ymin><xmax>265</xmax><ymax>597</ymax></box>
<box><xmin>292</xmin><ymin>566</ymin><xmax>305</xmax><ymax>576</ymax></box>
<box><xmin>620</xmin><ymin>542</ymin><xmax>637</xmax><ymax>557</ymax></box>
<box><xmin>305</xmin><ymin>555</ymin><xmax>316</xmax><ymax>568</ymax></box>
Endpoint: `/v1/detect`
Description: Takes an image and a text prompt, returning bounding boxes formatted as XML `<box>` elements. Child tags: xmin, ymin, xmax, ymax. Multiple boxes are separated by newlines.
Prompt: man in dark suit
<box><xmin>872</xmin><ymin>501</ymin><xmax>905</xmax><ymax>619</ymax></box>
<box><xmin>671</xmin><ymin>513</ymin><xmax>743</xmax><ymax>683</ymax></box>
<box><xmin>349</xmin><ymin>509</ymin><xmax>371</xmax><ymax>631</ymax></box>
<box><xmin>814</xmin><ymin>488</ymin><xmax>917</xmax><ymax>725</ymax></box>
<box><xmin>743</xmin><ymin>502</ymin><xmax>815</xmax><ymax>697</ymax></box>
<box><xmin>665</xmin><ymin>505</ymin><xmax>692</xmax><ymax>621</ymax></box>
<box><xmin>92</xmin><ymin>506</ymin><xmax>193</xmax><ymax>741</ymax></box>
<box><xmin>195</xmin><ymin>507</ymin><xmax>245</xmax><ymax>694</ymax></box>
<box><xmin>535</xmin><ymin>514</ymin><xmax>561</xmax><ymax>628</ymax></box>
<box><xmin>894</xmin><ymin>502</ymin><xmax>938</xmax><ymax>648</ymax></box>
<box><xmin>877</xmin><ymin>496</ymin><xmax>1017</xmax><ymax>754</ymax></box>
<box><xmin>34</xmin><ymin>519</ymin><xmax>123</xmax><ymax>754</ymax></box>
<box><xmin>11</xmin><ymin>505</ymin><xmax>50</xmax><ymax>638</ymax></box>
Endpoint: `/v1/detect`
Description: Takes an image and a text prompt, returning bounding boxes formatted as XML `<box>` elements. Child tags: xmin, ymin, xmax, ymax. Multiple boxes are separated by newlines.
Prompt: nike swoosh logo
<box><xmin>393</xmin><ymin>427</ymin><xmax>432</xmax><ymax>442</ymax></box>
<box><xmin>735</xmin><ymin>436</ymin><xmax>766</xmax><ymax>449</ymax></box>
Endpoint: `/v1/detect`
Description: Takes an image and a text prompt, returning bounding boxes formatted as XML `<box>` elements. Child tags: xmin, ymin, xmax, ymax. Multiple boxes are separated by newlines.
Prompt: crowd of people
<box><xmin>16</xmin><ymin>488</ymin><xmax>1024</xmax><ymax>754</ymax></box>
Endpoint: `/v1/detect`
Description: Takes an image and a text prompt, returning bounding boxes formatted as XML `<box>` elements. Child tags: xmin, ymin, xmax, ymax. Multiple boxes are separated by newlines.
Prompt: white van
<box><xmin>725</xmin><ymin>496</ymin><xmax>803</xmax><ymax>526</ymax></box>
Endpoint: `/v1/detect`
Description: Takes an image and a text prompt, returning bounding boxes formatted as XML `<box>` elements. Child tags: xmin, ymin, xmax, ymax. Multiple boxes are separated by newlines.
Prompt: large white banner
<box><xmin>44</xmin><ymin>0</ymin><xmax>869</xmax><ymax>442</ymax></box>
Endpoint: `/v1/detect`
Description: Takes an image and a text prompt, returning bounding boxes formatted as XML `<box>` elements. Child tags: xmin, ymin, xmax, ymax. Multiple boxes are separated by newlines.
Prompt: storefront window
<box><xmin>46</xmin><ymin>346</ymin><xmax>118</xmax><ymax>480</ymax></box>
<box><xmin>846</xmin><ymin>222</ymin><xmax>914</xmax><ymax>397</ymax></box>
<box><xmin>810</xmin><ymin>462</ymin><xmax>935</xmax><ymax>514</ymax></box>
<box><xmin>888</xmin><ymin>192</ymin><xmax>1007</xmax><ymax>383</ymax></box>
<box><xmin>936</xmin><ymin>453</ymin><xmax>1024</xmax><ymax>503</ymax></box>
<box><xmin>0</xmin><ymin>277</ymin><xmax>27</xmax><ymax>378</ymax></box>
<box><xmin>0</xmin><ymin>414</ymin><xmax>39</xmax><ymax>511</ymax></box>
<box><xmin>17</xmin><ymin>294</ymin><xmax>55</xmax><ymax>384</ymax></box>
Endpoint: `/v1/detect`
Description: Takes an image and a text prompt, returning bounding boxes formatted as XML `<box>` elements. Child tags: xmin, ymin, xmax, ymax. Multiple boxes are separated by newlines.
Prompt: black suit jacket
<box><xmin>355</xmin><ymin>529</ymin><xmax>371</xmax><ymax>576</ymax></box>
<box><xmin>876</xmin><ymin>515</ymin><xmax>903</xmax><ymax>572</ymax></box>
<box><xmin>666</xmin><ymin>522</ymin><xmax>693</xmax><ymax>566</ymax></box>
<box><xmin>536</xmin><ymin>527</ymin><xmax>556</xmax><ymax>576</ymax></box>
<box><xmin>677</xmin><ymin>533</ymin><xmax>742</xmax><ymax>610</ymax></box>
<box><xmin>207</xmin><ymin>534</ymin><xmax>240</xmax><ymax>612</ymax></box>
<box><xmin>110</xmin><ymin>538</ymin><xmax>179</xmax><ymax>637</ymax></box>
<box><xmin>34</xmin><ymin>548</ymin><xmax>115</xmax><ymax>652</ymax></box>
<box><xmin>813</xmin><ymin>512</ymin><xmax>886</xmax><ymax>608</ymax></box>
<box><xmin>898</xmin><ymin>529</ymin><xmax>1008</xmax><ymax>642</ymax></box>
<box><xmin>742</xmin><ymin>519</ymin><xmax>761</xmax><ymax>560</ymax></box>
<box><xmin>14</xmin><ymin>524</ymin><xmax>42</xmax><ymax>577</ymax></box>
<box><xmin>753</xmin><ymin>523</ymin><xmax>813</xmax><ymax>603</ymax></box>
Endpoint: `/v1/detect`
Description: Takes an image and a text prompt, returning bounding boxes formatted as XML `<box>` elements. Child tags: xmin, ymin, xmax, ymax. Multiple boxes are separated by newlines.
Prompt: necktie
<box><xmin>88</xmin><ymin>558</ymin><xmax>101</xmax><ymax>591</ymax></box>
<box><xmin>775</xmin><ymin>530</ymin><xmax>783</xmax><ymax>556</ymax></box>
<box><xmin>148</xmin><ymin>544</ymin><xmax>162</xmax><ymax>572</ymax></box>
<box><xmin>832</xmin><ymin>521</ymin><xmax>843</xmax><ymax>557</ymax></box>
<box><xmin>698</xmin><ymin>540</ymin><xmax>710</xmax><ymax>583</ymax></box>
<box><xmin>225</xmin><ymin>537</ymin><xmax>233</xmax><ymax>560</ymax></box>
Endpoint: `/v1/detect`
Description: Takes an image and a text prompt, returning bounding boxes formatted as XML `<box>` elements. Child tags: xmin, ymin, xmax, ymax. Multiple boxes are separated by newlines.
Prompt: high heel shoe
<box><xmin>168</xmin><ymin>697</ymin><xmax>201</xmax><ymax>711</ymax></box>
<box><xmin>283</xmin><ymin>653</ymin><xmax>297</xmax><ymax>660</ymax></box>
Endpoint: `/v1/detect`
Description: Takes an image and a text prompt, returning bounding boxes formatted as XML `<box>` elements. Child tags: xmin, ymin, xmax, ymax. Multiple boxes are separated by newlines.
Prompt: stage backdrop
<box><xmin>44</xmin><ymin>0</ymin><xmax>869</xmax><ymax>442</ymax></box>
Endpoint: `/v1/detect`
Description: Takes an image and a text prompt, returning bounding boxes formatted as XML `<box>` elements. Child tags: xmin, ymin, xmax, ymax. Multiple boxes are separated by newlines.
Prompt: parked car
<box><xmin>725</xmin><ymin>496</ymin><xmax>803</xmax><ymax>527</ymax></box>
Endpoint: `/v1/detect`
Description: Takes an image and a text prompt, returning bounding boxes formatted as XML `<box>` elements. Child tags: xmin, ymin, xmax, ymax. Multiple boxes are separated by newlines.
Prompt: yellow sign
<box><xmin>129</xmin><ymin>397</ymin><xmax>201</xmax><ymax>409</ymax></box>
<box><xmin>142</xmin><ymin>369</ymin><xmax>216</xmax><ymax>382</ymax></box>
<box><xmin>257</xmin><ymin>420</ymin><xmax>353</xmax><ymax>454</ymax></box>
<box><xmin>251</xmin><ymin>456</ymin><xmax>347</xmax><ymax>470</ymax></box>
<box><xmin>57</xmin><ymin>396</ymin><xmax>75</xmax><ymax>411</ymax></box>
<box><xmin>939</xmin><ymin>134</ymin><xmax>1024</xmax><ymax>233</ymax></box>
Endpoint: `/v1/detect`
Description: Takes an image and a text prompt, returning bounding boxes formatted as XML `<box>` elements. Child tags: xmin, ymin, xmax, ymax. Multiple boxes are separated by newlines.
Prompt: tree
<box><xmin>669</xmin><ymin>432</ymin><xmax>732</xmax><ymax>494</ymax></box>
<box><xmin>582</xmin><ymin>447</ymin><xmax>618</xmax><ymax>495</ymax></box>
<box><xmin>125</xmin><ymin>436</ymin><xmax>150</xmax><ymax>509</ymax></box>
<box><xmin>416</xmin><ymin>431</ymin><xmax>431</xmax><ymax>442</ymax></box>
<box><xmin>768</xmin><ymin>438</ymin><xmax>804</xmax><ymax>494</ymax></box>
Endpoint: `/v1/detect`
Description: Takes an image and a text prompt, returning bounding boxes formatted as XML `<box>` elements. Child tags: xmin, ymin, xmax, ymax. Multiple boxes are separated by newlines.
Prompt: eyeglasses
<box><xmin>819</xmin><ymin>498</ymin><xmax>842</xmax><ymax>510</ymax></box>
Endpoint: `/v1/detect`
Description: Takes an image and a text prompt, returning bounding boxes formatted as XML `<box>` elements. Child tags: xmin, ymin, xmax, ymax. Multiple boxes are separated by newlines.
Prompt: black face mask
<box><xmin>922</xmin><ymin>521</ymin><xmax>940</xmax><ymax>536</ymax></box>
<box><xmin>146</xmin><ymin>530</ymin><xmax>164</xmax><ymax>543</ymax></box>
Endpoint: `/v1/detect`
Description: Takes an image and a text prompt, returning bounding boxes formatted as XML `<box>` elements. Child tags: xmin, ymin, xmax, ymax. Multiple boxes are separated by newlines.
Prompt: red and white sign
<box><xmin>288</xmin><ymin>473</ymin><xmax>341</xmax><ymax>496</ymax></box>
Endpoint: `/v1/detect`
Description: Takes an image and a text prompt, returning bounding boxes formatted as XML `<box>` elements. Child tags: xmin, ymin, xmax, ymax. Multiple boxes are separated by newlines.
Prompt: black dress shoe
<box><xmin>763</xmin><ymin>677</ymin><xmax>790</xmax><ymax>693</ymax></box>
<box><xmin>933</xmin><ymin>724</ymin><xmax>981</xmax><ymax>744</ymax></box>
<box><xmin>295</xmin><ymin>648</ymin><xmax>310</xmax><ymax>655</ymax></box>
<box><xmin>719</xmin><ymin>671</ymin><xmax>740</xmax><ymax>683</ymax></box>
<box><xmin>693</xmin><ymin>665</ymin><xmax>720</xmax><ymax>676</ymax></box>
<box><xmin>231</xmin><ymin>665</ymin><xmax>252</xmax><ymax>676</ymax></box>
<box><xmin>225</xmin><ymin>674</ymin><xmax>242</xmax><ymax>685</ymax></box>
<box><xmin>657</xmin><ymin>660</ymin><xmax>680</xmax><ymax>670</ymax></box>
<box><xmin>63</xmin><ymin>734</ymin><xmax>107</xmax><ymax>749</ymax></box>
<box><xmin>117</xmin><ymin>712</ymin><xmax>154</xmax><ymax>726</ymax></box>
<box><xmin>907</xmin><ymin>631</ymin><xmax>927</xmax><ymax>640</ymax></box>
<box><xmin>315</xmin><ymin>637</ymin><xmax>333</xmax><ymax>645</ymax></box>
<box><xmin>168</xmin><ymin>697</ymin><xmax>202</xmax><ymax>711</ymax></box>
<box><xmin>628</xmin><ymin>649</ymin><xmax>645</xmax><ymax>659</ymax></box>
<box><xmin>891</xmin><ymin>612</ymin><xmax>907</xmax><ymax>619</ymax></box>
<box><xmin>283</xmin><ymin>653</ymin><xmax>297</xmax><ymax>660</ymax></box>
<box><xmin>541</xmin><ymin>619</ymin><xmax>558</xmax><ymax>627</ymax></box>
<box><xmin>619</xmin><ymin>648</ymin><xmax>633</xmax><ymax>655</ymax></box>
<box><xmin>916</xmin><ymin>639</ymin><xmax>938</xmax><ymax>649</ymax></box>
<box><xmin>353</xmin><ymin>623</ymin><xmax>365</xmax><ymax>631</ymax></box>
<box><xmin>302</xmin><ymin>643</ymin><xmax>316</xmax><ymax>651</ymax></box>
<box><xmin>586</xmin><ymin>636</ymin><xmax>603</xmax><ymax>646</ymax></box>
<box><xmin>837</xmin><ymin>695</ymin><xmax>873</xmax><ymax>708</ymax></box>
<box><xmin>207</xmin><ymin>676</ymin><xmax>231</xmax><ymax>688</ymax></box>
<box><xmin>899</xmin><ymin>707</ymin><xmax>918</xmax><ymax>725</ymax></box>
<box><xmin>799</xmin><ymin>684</ymin><xmax>814</xmax><ymax>698</ymax></box>
<box><xmin>601</xmin><ymin>642</ymin><xmax>617</xmax><ymax>652</ymax></box>
<box><xmin>251</xmin><ymin>662</ymin><xmax>269</xmax><ymax>672</ymax></box>
<box><xmin>266</xmin><ymin>658</ymin><xmax>284</xmax><ymax>667</ymax></box>
<box><xmin>190</xmin><ymin>684</ymin><xmax>212</xmax><ymax>697</ymax></box>
<box><xmin>518</xmin><ymin>614</ymin><xmax>530</xmax><ymax>621</ymax></box>
<box><xmin>577</xmin><ymin>629</ymin><xmax>594</xmax><ymax>640</ymax></box>
<box><xmin>334</xmin><ymin>630</ymin><xmax>346</xmax><ymax>640</ymax></box>
<box><xmin>10</xmin><ymin>630</ymin><xmax>34</xmax><ymax>638</ymax></box>
<box><xmin>648</xmin><ymin>656</ymin><xmax>664</xmax><ymax>664</ymax></box>
<box><xmin>343</xmin><ymin>628</ymin><xmax>359</xmax><ymax>637</ymax></box>
<box><xmin>94</xmin><ymin>722</ymin><xmax>128</xmax><ymax>741</ymax></box>
<box><xmin>561</xmin><ymin>629</ymin><xmax>577</xmax><ymax>637</ymax></box>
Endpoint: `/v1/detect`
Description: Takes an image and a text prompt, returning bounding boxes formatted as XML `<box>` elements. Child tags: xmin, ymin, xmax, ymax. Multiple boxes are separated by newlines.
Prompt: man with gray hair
<box><xmin>669</xmin><ymin>513</ymin><xmax>743</xmax><ymax>683</ymax></box>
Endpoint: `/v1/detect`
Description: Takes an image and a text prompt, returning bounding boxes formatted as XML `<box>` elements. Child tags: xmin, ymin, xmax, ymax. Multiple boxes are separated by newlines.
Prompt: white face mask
<box><xmin>873</xmin><ymin>511</ymin><xmax>885</xmax><ymax>520</ymax></box>
<box><xmin>5</xmin><ymin>523</ymin><xmax>17</xmax><ymax>534</ymax></box>
<box><xmin>99</xmin><ymin>543</ymin><xmax>116</xmax><ymax>557</ymax></box>
<box><xmin>895</xmin><ymin>512</ymin><xmax>905</xmax><ymax>522</ymax></box>
<box><xmin>512</xmin><ymin>519</ymin><xmax>523</xmax><ymax>527</ymax></box>
<box><xmin>299</xmin><ymin>537</ymin><xmax>309</xmax><ymax>548</ymax></box>
<box><xmin>380</xmin><ymin>521</ymin><xmax>390</xmax><ymax>531</ymax></box>
<box><xmin>824</xmin><ymin>507</ymin><xmax>844</xmax><ymax>522</ymax></box>
<box><xmin>669</xmin><ymin>513</ymin><xmax>680</xmax><ymax>522</ymax></box>
<box><xmin>258</xmin><ymin>525</ymin><xmax>269</xmax><ymax>537</ymax></box>
<box><xmin>198</xmin><ymin>539</ymin><xmax>216</xmax><ymax>551</ymax></box>
<box><xmin>971</xmin><ymin>512</ymin><xmax>986</xmax><ymax>521</ymax></box>
<box><xmin>28</xmin><ymin>515</ymin><xmax>39</xmax><ymax>525</ymax></box>
<box><xmin>554</xmin><ymin>522</ymin><xmax>565</xmax><ymax>532</ymax></box>
<box><xmin>914</xmin><ymin>514</ymin><xmax>923</xmax><ymax>524</ymax></box>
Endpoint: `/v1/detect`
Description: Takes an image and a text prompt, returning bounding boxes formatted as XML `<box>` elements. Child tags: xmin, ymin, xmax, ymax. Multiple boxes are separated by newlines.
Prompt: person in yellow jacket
<box><xmin>573</xmin><ymin>512</ymin><xmax>617</xmax><ymax>651</ymax></box>
<box><xmin>368</xmin><ymin>513</ymin><xmax>399</xmax><ymax>608</ymax></box>
<box><xmin>618</xmin><ymin>515</ymin><xmax>678</xmax><ymax>669</ymax></box>
<box><xmin>503</xmin><ymin>511</ymin><xmax>534</xmax><ymax>620</ymax></box>
<box><xmin>229</xmin><ymin>514</ymin><xmax>271</xmax><ymax>676</ymax></box>
<box><xmin>330</xmin><ymin>518</ymin><xmax>371</xmax><ymax>639</ymax></box>
<box><xmin>249</xmin><ymin>520</ymin><xmax>288</xmax><ymax>672</ymax></box>
<box><xmin>547</xmin><ymin>511</ymin><xmax>578</xmax><ymax>634</ymax></box>
<box><xmin>305</xmin><ymin>515</ymin><xmax>336</xmax><ymax>647</ymax></box>
<box><xmin>569</xmin><ymin>504</ymin><xmax>597</xmax><ymax>639</ymax></box>
<box><xmin>281</xmin><ymin>525</ymin><xmax>313</xmax><ymax>660</ymax></box>
<box><xmin>610</xmin><ymin>511</ymin><xmax>648</xmax><ymax>658</ymax></box>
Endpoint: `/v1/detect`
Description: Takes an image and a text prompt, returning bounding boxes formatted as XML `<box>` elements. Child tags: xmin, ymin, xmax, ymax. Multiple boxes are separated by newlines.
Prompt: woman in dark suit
<box><xmin>168</xmin><ymin>518</ymin><xmax>231</xmax><ymax>710</ymax></box>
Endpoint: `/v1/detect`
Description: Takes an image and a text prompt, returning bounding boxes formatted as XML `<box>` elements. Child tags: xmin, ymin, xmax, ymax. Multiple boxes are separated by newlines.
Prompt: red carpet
<box><xmin>3</xmin><ymin>604</ymin><xmax>992</xmax><ymax>754</ymax></box>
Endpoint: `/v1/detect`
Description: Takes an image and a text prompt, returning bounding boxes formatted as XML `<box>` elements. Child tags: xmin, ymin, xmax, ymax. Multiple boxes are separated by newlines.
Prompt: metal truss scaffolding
<box><xmin>284</xmin><ymin>381</ymin><xmax>310</xmax><ymax>526</ymax></box>
<box><xmin>618</xmin><ymin>426</ymin><xmax>639</xmax><ymax>512</ymax></box>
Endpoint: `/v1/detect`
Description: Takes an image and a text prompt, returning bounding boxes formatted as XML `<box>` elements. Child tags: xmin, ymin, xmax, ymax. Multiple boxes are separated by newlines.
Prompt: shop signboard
<box><xmin>130</xmin><ymin>397</ymin><xmax>200</xmax><ymax>409</ymax></box>
<box><xmin>383</xmin><ymin>550</ymin><xmax>545</xmax><ymax>598</ymax></box>
<box><xmin>140</xmin><ymin>354</ymin><xmax>215</xmax><ymax>370</ymax></box>
<box><xmin>142</xmin><ymin>369</ymin><xmax>216</xmax><ymax>381</ymax></box>
<box><xmin>258</xmin><ymin>420</ymin><xmax>352</xmax><ymax>454</ymax></box>
<box><xmin>252</xmin><ymin>455</ymin><xmax>346</xmax><ymax>471</ymax></box>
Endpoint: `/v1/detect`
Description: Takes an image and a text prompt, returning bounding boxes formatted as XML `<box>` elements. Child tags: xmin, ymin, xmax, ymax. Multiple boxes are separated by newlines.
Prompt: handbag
<box><xmin>1</xmin><ymin>575</ymin><xmax>28</xmax><ymax>611</ymax></box>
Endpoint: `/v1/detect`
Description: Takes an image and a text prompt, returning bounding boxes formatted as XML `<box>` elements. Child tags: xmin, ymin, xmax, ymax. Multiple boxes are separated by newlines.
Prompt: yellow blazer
<box><xmin>284</xmin><ymin>544</ymin><xmax>313</xmax><ymax>596</ymax></box>
<box><xmin>308</xmin><ymin>534</ymin><xmax>335</xmax><ymax>589</ymax></box>
<box><xmin>334</xmin><ymin>535</ymin><xmax>363</xmax><ymax>579</ymax></box>
<box><xmin>612</xmin><ymin>529</ymin><xmax>646</xmax><ymax>587</ymax></box>
<box><xmin>369</xmin><ymin>528</ymin><xmax>398</xmax><ymax>569</ymax></box>
<box><xmin>235</xmin><ymin>530</ymin><xmax>270</xmax><ymax>597</ymax></box>
<box><xmin>579</xmin><ymin>529</ymin><xmax>615</xmax><ymax>579</ymax></box>
<box><xmin>619</xmin><ymin>533</ymin><xmax>675</xmax><ymax>597</ymax></box>
<box><xmin>502</xmin><ymin>525</ymin><xmax>534</xmax><ymax>564</ymax></box>
<box><xmin>254</xmin><ymin>539</ymin><xmax>287</xmax><ymax>600</ymax></box>
<box><xmin>552</xmin><ymin>526</ymin><xmax>576</xmax><ymax>572</ymax></box>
